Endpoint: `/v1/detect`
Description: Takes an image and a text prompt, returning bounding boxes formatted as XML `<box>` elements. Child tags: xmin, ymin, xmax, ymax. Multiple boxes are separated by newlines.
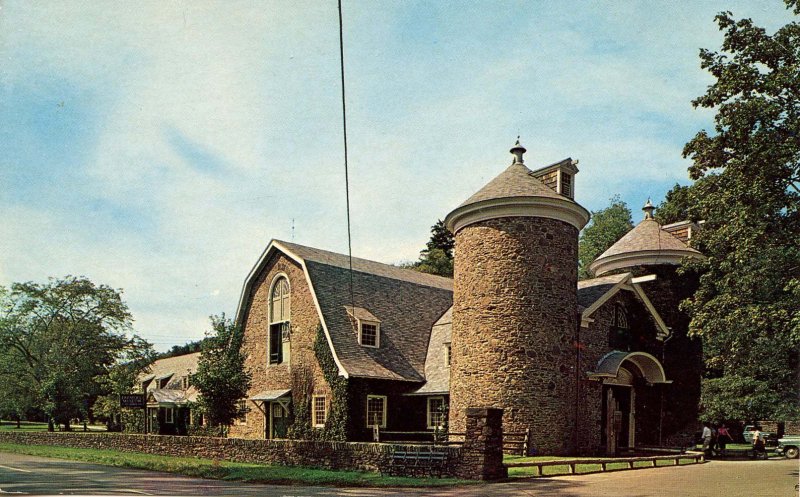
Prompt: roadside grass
<box><xmin>0</xmin><ymin>443</ymin><xmax>474</xmax><ymax>487</ymax></box>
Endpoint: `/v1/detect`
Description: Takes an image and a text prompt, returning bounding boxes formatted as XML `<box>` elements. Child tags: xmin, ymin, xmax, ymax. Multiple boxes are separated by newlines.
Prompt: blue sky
<box><xmin>1</xmin><ymin>1</ymin><xmax>795</xmax><ymax>350</ymax></box>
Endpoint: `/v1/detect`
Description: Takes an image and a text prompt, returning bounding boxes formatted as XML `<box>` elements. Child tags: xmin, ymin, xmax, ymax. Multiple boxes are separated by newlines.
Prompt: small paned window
<box><xmin>427</xmin><ymin>397</ymin><xmax>446</xmax><ymax>429</ymax></box>
<box><xmin>312</xmin><ymin>395</ymin><xmax>327</xmax><ymax>428</ymax></box>
<box><xmin>366</xmin><ymin>395</ymin><xmax>387</xmax><ymax>428</ymax></box>
<box><xmin>359</xmin><ymin>322</ymin><xmax>379</xmax><ymax>348</ymax></box>
<box><xmin>235</xmin><ymin>400</ymin><xmax>249</xmax><ymax>425</ymax></box>
<box><xmin>165</xmin><ymin>407</ymin><xmax>174</xmax><ymax>424</ymax></box>
<box><xmin>445</xmin><ymin>343</ymin><xmax>451</xmax><ymax>367</ymax></box>
<box><xmin>269</xmin><ymin>276</ymin><xmax>291</xmax><ymax>365</ymax></box>
<box><xmin>272</xmin><ymin>403</ymin><xmax>284</xmax><ymax>418</ymax></box>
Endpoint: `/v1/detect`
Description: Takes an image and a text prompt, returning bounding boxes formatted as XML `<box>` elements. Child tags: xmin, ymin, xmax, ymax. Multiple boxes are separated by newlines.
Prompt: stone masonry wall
<box><xmin>228</xmin><ymin>252</ymin><xmax>329</xmax><ymax>439</ymax></box>
<box><xmin>0</xmin><ymin>431</ymin><xmax>462</xmax><ymax>476</ymax></box>
<box><xmin>450</xmin><ymin>216</ymin><xmax>579</xmax><ymax>455</ymax></box>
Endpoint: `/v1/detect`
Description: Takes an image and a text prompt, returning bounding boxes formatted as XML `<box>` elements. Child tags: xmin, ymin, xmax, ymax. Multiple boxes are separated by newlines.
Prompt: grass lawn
<box><xmin>0</xmin><ymin>420</ymin><xmax>51</xmax><ymax>431</ymax></box>
<box><xmin>0</xmin><ymin>443</ymin><xmax>474</xmax><ymax>487</ymax></box>
<box><xmin>0</xmin><ymin>420</ymin><xmax>108</xmax><ymax>432</ymax></box>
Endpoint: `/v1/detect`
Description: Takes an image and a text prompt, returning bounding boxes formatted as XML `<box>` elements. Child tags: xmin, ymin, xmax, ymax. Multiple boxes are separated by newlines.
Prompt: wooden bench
<box><xmin>386</xmin><ymin>446</ymin><xmax>449</xmax><ymax>477</ymax></box>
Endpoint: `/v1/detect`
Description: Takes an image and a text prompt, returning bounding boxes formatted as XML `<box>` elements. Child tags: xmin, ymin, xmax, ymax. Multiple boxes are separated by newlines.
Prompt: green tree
<box><xmin>425</xmin><ymin>219</ymin><xmax>455</xmax><ymax>258</ymax></box>
<box><xmin>655</xmin><ymin>184</ymin><xmax>694</xmax><ymax>226</ymax></box>
<box><xmin>93</xmin><ymin>339</ymin><xmax>155</xmax><ymax>430</ymax></box>
<box><xmin>405</xmin><ymin>220</ymin><xmax>455</xmax><ymax>277</ymax></box>
<box><xmin>578</xmin><ymin>196</ymin><xmax>634</xmax><ymax>279</ymax></box>
<box><xmin>193</xmin><ymin>314</ymin><xmax>251</xmax><ymax>431</ymax></box>
<box><xmin>680</xmin><ymin>2</ymin><xmax>800</xmax><ymax>421</ymax></box>
<box><xmin>0</xmin><ymin>276</ymin><xmax>149</xmax><ymax>431</ymax></box>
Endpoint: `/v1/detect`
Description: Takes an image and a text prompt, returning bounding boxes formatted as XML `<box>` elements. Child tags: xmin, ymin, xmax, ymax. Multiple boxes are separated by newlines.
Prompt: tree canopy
<box><xmin>193</xmin><ymin>314</ymin><xmax>251</xmax><ymax>430</ymax></box>
<box><xmin>0</xmin><ymin>276</ymin><xmax>152</xmax><ymax>430</ymax></box>
<box><xmin>405</xmin><ymin>219</ymin><xmax>455</xmax><ymax>277</ymax></box>
<box><xmin>578</xmin><ymin>196</ymin><xmax>634</xmax><ymax>279</ymax></box>
<box><xmin>668</xmin><ymin>2</ymin><xmax>800</xmax><ymax>421</ymax></box>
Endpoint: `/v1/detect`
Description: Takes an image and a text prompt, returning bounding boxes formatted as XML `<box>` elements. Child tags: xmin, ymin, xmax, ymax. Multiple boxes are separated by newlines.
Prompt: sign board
<box><xmin>119</xmin><ymin>394</ymin><xmax>146</xmax><ymax>409</ymax></box>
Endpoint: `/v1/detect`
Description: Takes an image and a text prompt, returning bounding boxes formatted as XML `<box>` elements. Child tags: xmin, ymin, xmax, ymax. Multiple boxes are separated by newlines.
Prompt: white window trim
<box><xmin>312</xmin><ymin>395</ymin><xmax>327</xmax><ymax>428</ymax></box>
<box><xmin>165</xmin><ymin>407</ymin><xmax>174</xmax><ymax>424</ymax></box>
<box><xmin>444</xmin><ymin>343</ymin><xmax>451</xmax><ymax>367</ymax></box>
<box><xmin>366</xmin><ymin>395</ymin><xmax>387</xmax><ymax>428</ymax></box>
<box><xmin>358</xmin><ymin>320</ymin><xmax>381</xmax><ymax>348</ymax></box>
<box><xmin>427</xmin><ymin>396</ymin><xmax>445</xmax><ymax>429</ymax></box>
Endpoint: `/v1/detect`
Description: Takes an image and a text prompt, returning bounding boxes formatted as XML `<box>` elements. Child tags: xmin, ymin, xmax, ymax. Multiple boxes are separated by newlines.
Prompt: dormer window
<box><xmin>530</xmin><ymin>158</ymin><xmax>579</xmax><ymax>199</ymax></box>
<box><xmin>345</xmin><ymin>306</ymin><xmax>381</xmax><ymax>348</ymax></box>
<box><xmin>360</xmin><ymin>322</ymin><xmax>380</xmax><ymax>347</ymax></box>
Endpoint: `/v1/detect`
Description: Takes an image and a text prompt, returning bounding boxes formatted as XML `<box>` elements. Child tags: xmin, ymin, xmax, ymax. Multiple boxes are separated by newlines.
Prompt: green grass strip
<box><xmin>0</xmin><ymin>443</ymin><xmax>475</xmax><ymax>487</ymax></box>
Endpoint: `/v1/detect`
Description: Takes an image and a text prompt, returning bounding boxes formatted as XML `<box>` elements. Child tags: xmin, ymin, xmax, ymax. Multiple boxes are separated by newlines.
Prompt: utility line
<box><xmin>338</xmin><ymin>0</ymin><xmax>355</xmax><ymax>312</ymax></box>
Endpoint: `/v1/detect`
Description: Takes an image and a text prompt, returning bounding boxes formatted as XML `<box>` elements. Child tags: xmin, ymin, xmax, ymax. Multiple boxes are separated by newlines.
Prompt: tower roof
<box><xmin>589</xmin><ymin>202</ymin><xmax>702</xmax><ymax>276</ymax></box>
<box><xmin>445</xmin><ymin>140</ymin><xmax>589</xmax><ymax>233</ymax></box>
<box><xmin>457</xmin><ymin>162</ymin><xmax>566</xmax><ymax>208</ymax></box>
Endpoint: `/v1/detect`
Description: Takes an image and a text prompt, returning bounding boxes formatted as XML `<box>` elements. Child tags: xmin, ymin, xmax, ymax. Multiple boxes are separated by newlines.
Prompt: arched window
<box><xmin>613</xmin><ymin>304</ymin><xmax>629</xmax><ymax>330</ymax></box>
<box><xmin>269</xmin><ymin>276</ymin><xmax>290</xmax><ymax>364</ymax></box>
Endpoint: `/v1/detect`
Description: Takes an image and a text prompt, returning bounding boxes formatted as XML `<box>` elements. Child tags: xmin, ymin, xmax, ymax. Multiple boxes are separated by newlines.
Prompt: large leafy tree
<box><xmin>578</xmin><ymin>196</ymin><xmax>634</xmax><ymax>279</ymax></box>
<box><xmin>0</xmin><ymin>276</ymin><xmax>150</xmax><ymax>430</ymax></box>
<box><xmin>677</xmin><ymin>2</ymin><xmax>800</xmax><ymax>421</ymax></box>
<box><xmin>655</xmin><ymin>184</ymin><xmax>694</xmax><ymax>226</ymax></box>
<box><xmin>193</xmin><ymin>314</ymin><xmax>251</xmax><ymax>431</ymax></box>
<box><xmin>93</xmin><ymin>341</ymin><xmax>155</xmax><ymax>431</ymax></box>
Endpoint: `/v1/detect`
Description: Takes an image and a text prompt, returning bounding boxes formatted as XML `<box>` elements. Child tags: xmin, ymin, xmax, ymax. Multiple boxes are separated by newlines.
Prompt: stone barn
<box><xmin>228</xmin><ymin>140</ymin><xmax>703</xmax><ymax>455</ymax></box>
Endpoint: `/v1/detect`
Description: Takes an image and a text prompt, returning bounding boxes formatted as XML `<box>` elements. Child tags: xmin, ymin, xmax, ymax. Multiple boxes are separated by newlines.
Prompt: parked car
<box><xmin>775</xmin><ymin>435</ymin><xmax>800</xmax><ymax>459</ymax></box>
<box><xmin>742</xmin><ymin>425</ymin><xmax>774</xmax><ymax>444</ymax></box>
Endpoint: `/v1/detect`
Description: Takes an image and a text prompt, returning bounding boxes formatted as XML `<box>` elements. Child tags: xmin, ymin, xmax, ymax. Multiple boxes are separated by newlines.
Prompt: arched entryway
<box><xmin>591</xmin><ymin>351</ymin><xmax>671</xmax><ymax>455</ymax></box>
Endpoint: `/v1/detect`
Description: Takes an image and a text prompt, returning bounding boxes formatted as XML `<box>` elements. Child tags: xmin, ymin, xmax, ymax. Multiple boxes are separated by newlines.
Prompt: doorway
<box><xmin>269</xmin><ymin>401</ymin><xmax>288</xmax><ymax>439</ymax></box>
<box><xmin>602</xmin><ymin>367</ymin><xmax>636</xmax><ymax>455</ymax></box>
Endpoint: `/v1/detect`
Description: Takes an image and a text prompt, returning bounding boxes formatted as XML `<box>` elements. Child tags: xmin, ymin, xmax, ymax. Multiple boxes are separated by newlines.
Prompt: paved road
<box><xmin>0</xmin><ymin>451</ymin><xmax>797</xmax><ymax>496</ymax></box>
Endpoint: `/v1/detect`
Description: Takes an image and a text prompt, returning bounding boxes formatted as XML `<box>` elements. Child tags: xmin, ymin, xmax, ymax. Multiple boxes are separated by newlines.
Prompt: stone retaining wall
<box><xmin>0</xmin><ymin>431</ymin><xmax>460</xmax><ymax>476</ymax></box>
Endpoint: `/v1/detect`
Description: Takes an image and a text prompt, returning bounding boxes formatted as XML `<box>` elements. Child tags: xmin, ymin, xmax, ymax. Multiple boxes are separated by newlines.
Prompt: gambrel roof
<box><xmin>235</xmin><ymin>240</ymin><xmax>453</xmax><ymax>382</ymax></box>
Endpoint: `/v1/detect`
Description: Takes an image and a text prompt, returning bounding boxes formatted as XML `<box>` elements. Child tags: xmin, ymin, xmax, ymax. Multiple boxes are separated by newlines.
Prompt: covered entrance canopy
<box><xmin>250</xmin><ymin>389</ymin><xmax>292</xmax><ymax>439</ymax></box>
<box><xmin>588</xmin><ymin>351</ymin><xmax>671</xmax><ymax>385</ymax></box>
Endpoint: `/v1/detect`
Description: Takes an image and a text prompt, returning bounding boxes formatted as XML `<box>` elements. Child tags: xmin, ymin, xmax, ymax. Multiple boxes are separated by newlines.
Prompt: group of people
<box><xmin>701</xmin><ymin>422</ymin><xmax>733</xmax><ymax>457</ymax></box>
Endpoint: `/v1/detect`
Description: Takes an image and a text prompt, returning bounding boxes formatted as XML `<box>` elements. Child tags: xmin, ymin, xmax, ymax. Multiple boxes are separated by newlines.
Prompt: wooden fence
<box><xmin>505</xmin><ymin>452</ymin><xmax>705</xmax><ymax>477</ymax></box>
<box><xmin>380</xmin><ymin>429</ymin><xmax>530</xmax><ymax>456</ymax></box>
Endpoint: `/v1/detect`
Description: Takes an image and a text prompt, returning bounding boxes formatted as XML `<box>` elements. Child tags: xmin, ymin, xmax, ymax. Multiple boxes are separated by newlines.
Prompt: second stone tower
<box><xmin>444</xmin><ymin>141</ymin><xmax>590</xmax><ymax>455</ymax></box>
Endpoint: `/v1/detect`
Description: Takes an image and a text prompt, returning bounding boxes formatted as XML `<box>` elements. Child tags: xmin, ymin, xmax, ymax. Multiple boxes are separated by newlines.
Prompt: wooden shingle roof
<box><xmin>589</xmin><ymin>218</ymin><xmax>702</xmax><ymax>276</ymax></box>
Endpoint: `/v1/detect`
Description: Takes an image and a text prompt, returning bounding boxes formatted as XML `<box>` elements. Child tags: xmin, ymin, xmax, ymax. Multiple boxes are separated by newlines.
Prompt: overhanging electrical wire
<box><xmin>337</xmin><ymin>0</ymin><xmax>355</xmax><ymax>312</ymax></box>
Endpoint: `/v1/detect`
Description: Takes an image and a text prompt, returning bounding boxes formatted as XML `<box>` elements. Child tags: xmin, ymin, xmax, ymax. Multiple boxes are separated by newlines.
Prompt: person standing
<box><xmin>717</xmin><ymin>423</ymin><xmax>732</xmax><ymax>456</ymax></box>
<box><xmin>752</xmin><ymin>426</ymin><xmax>766</xmax><ymax>459</ymax></box>
<box><xmin>702</xmin><ymin>423</ymin><xmax>713</xmax><ymax>458</ymax></box>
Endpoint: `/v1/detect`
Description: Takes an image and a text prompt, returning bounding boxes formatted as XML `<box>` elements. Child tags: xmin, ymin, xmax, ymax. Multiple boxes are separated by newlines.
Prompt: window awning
<box><xmin>587</xmin><ymin>351</ymin><xmax>671</xmax><ymax>385</ymax></box>
<box><xmin>250</xmin><ymin>389</ymin><xmax>291</xmax><ymax>402</ymax></box>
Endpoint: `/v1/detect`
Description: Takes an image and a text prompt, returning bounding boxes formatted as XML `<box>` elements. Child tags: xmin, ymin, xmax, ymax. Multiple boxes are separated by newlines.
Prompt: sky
<box><xmin>1</xmin><ymin>1</ymin><xmax>796</xmax><ymax>351</ymax></box>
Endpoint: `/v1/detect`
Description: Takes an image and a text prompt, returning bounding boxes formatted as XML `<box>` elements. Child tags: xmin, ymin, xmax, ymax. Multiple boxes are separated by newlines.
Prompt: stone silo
<box><xmin>444</xmin><ymin>141</ymin><xmax>589</xmax><ymax>454</ymax></box>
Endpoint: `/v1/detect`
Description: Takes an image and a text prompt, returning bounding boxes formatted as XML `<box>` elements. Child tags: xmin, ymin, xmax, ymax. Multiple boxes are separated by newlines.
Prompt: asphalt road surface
<box><xmin>0</xmin><ymin>451</ymin><xmax>797</xmax><ymax>496</ymax></box>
